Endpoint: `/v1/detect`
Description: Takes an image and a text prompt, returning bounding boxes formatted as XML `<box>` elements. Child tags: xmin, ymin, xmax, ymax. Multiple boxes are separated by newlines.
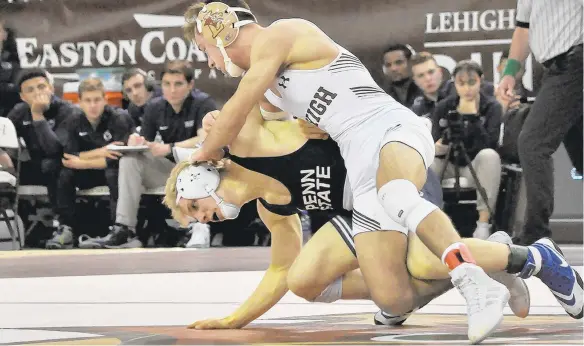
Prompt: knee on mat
<box><xmin>287</xmin><ymin>267</ymin><xmax>320</xmax><ymax>300</ymax></box>
<box><xmin>370</xmin><ymin>286</ymin><xmax>415</xmax><ymax>316</ymax></box>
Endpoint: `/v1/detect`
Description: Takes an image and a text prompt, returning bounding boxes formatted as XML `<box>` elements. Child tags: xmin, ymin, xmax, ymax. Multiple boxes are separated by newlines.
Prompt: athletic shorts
<box><xmin>337</xmin><ymin>112</ymin><xmax>436</xmax><ymax>237</ymax></box>
<box><xmin>329</xmin><ymin>170</ymin><xmax>443</xmax><ymax>257</ymax></box>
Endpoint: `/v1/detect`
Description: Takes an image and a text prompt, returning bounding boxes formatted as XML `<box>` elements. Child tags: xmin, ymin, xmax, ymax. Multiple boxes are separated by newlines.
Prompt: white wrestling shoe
<box><xmin>487</xmin><ymin>231</ymin><xmax>530</xmax><ymax>318</ymax></box>
<box><xmin>450</xmin><ymin>262</ymin><xmax>510</xmax><ymax>344</ymax></box>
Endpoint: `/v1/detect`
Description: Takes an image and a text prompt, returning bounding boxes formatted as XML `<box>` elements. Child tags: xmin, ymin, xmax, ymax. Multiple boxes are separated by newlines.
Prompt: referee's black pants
<box><xmin>517</xmin><ymin>45</ymin><xmax>583</xmax><ymax>245</ymax></box>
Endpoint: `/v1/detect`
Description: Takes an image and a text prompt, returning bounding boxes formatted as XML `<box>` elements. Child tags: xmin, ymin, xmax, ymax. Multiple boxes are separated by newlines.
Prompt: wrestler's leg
<box><xmin>373</xmin><ymin>122</ymin><xmax>508</xmax><ymax>343</ymax></box>
<box><xmin>287</xmin><ymin>218</ymin><xmax>363</xmax><ymax>302</ymax></box>
<box><xmin>407</xmin><ymin>234</ymin><xmax>510</xmax><ymax>281</ymax></box>
<box><xmin>289</xmin><ymin>216</ymin><xmax>451</xmax><ymax>308</ymax></box>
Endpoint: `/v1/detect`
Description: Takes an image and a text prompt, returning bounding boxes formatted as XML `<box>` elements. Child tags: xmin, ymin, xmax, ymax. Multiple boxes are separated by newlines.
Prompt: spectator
<box><xmin>498</xmin><ymin>0</ymin><xmax>582</xmax><ymax>246</ymax></box>
<box><xmin>410</xmin><ymin>53</ymin><xmax>444</xmax><ymax>117</ymax></box>
<box><xmin>429</xmin><ymin>60</ymin><xmax>503</xmax><ymax>239</ymax></box>
<box><xmin>51</xmin><ymin>78</ymin><xmax>134</xmax><ymax>249</ymax></box>
<box><xmin>7</xmin><ymin>69</ymin><xmax>79</xmax><ymax>232</ymax></box>
<box><xmin>409</xmin><ymin>52</ymin><xmax>494</xmax><ymax>116</ymax></box>
<box><xmin>0</xmin><ymin>19</ymin><xmax>21</xmax><ymax>118</ymax></box>
<box><xmin>440</xmin><ymin>75</ymin><xmax>495</xmax><ymax>100</ymax></box>
<box><xmin>121</xmin><ymin>68</ymin><xmax>161</xmax><ymax>128</ymax></box>
<box><xmin>380</xmin><ymin>43</ymin><xmax>422</xmax><ymax>107</ymax></box>
<box><xmin>84</xmin><ymin>60</ymin><xmax>218</xmax><ymax>248</ymax></box>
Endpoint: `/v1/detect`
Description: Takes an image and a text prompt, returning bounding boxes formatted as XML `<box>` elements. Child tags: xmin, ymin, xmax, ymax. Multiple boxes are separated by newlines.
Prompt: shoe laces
<box><xmin>455</xmin><ymin>274</ymin><xmax>483</xmax><ymax>315</ymax></box>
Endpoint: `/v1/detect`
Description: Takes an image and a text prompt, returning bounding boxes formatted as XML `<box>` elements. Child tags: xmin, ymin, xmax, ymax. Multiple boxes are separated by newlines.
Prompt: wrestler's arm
<box><xmin>197</xmin><ymin>27</ymin><xmax>295</xmax><ymax>159</ymax></box>
<box><xmin>225</xmin><ymin>201</ymin><xmax>302</xmax><ymax>328</ymax></box>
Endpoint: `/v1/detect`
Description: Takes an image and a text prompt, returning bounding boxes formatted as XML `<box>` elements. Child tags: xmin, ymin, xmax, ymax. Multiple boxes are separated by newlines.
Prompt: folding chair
<box><xmin>0</xmin><ymin>117</ymin><xmax>23</xmax><ymax>249</ymax></box>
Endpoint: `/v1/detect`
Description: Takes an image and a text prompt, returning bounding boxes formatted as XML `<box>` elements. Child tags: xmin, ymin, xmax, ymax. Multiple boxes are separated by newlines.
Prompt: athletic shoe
<box><xmin>46</xmin><ymin>225</ymin><xmax>74</xmax><ymax>249</ymax></box>
<box><xmin>373</xmin><ymin>307</ymin><xmax>417</xmax><ymax>326</ymax></box>
<box><xmin>451</xmin><ymin>262</ymin><xmax>509</xmax><ymax>344</ymax></box>
<box><xmin>520</xmin><ymin>238</ymin><xmax>583</xmax><ymax>319</ymax></box>
<box><xmin>78</xmin><ymin>224</ymin><xmax>132</xmax><ymax>249</ymax></box>
<box><xmin>487</xmin><ymin>231</ymin><xmax>530</xmax><ymax>318</ymax></box>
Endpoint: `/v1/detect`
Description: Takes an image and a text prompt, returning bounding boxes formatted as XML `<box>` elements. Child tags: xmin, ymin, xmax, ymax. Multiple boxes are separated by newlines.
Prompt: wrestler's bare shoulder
<box><xmin>257</xmin><ymin>18</ymin><xmax>338</xmax><ymax>68</ymax></box>
<box><xmin>264</xmin><ymin>18</ymin><xmax>334</xmax><ymax>42</ymax></box>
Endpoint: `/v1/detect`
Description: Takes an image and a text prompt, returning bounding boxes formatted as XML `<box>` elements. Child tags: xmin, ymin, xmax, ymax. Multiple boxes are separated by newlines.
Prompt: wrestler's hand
<box><xmin>187</xmin><ymin>316</ymin><xmax>241</xmax><ymax>330</ymax></box>
<box><xmin>189</xmin><ymin>146</ymin><xmax>224</xmax><ymax>163</ymax></box>
<box><xmin>298</xmin><ymin>119</ymin><xmax>329</xmax><ymax>140</ymax></box>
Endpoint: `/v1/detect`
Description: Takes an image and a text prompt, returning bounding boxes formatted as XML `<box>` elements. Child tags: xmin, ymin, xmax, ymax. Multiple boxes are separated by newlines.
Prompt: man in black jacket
<box><xmin>411</xmin><ymin>53</ymin><xmax>496</xmax><ymax>117</ymax></box>
<box><xmin>85</xmin><ymin>60</ymin><xmax>218</xmax><ymax>248</ymax></box>
<box><xmin>429</xmin><ymin>60</ymin><xmax>503</xmax><ymax>240</ymax></box>
<box><xmin>50</xmin><ymin>78</ymin><xmax>135</xmax><ymax>249</ymax></box>
<box><xmin>380</xmin><ymin>43</ymin><xmax>423</xmax><ymax>108</ymax></box>
<box><xmin>121</xmin><ymin>68</ymin><xmax>162</xmax><ymax>128</ymax></box>
<box><xmin>7</xmin><ymin>69</ymin><xmax>81</xmax><ymax>231</ymax></box>
<box><xmin>410</xmin><ymin>53</ymin><xmax>445</xmax><ymax>117</ymax></box>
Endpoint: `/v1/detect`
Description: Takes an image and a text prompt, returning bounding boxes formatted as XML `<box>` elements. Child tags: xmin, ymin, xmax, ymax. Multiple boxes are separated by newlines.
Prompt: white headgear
<box><xmin>175</xmin><ymin>163</ymin><xmax>240</xmax><ymax>220</ymax></box>
<box><xmin>188</xmin><ymin>2</ymin><xmax>257</xmax><ymax>77</ymax></box>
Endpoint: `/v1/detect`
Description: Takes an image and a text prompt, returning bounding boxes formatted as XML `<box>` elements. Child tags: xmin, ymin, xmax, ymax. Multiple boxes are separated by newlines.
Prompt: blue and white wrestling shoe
<box><xmin>520</xmin><ymin>238</ymin><xmax>583</xmax><ymax>319</ymax></box>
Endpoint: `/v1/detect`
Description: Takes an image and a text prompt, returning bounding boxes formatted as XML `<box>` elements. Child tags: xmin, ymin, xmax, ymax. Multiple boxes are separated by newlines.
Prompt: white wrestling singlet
<box><xmin>264</xmin><ymin>35</ymin><xmax>435</xmax><ymax>236</ymax></box>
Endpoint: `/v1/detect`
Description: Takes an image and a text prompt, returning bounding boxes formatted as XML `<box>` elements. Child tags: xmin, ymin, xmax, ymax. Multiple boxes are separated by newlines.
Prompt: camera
<box><xmin>440</xmin><ymin>110</ymin><xmax>465</xmax><ymax>145</ymax></box>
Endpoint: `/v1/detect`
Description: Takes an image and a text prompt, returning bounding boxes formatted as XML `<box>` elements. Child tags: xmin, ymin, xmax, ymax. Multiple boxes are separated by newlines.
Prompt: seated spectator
<box><xmin>440</xmin><ymin>74</ymin><xmax>495</xmax><ymax>100</ymax></box>
<box><xmin>121</xmin><ymin>68</ymin><xmax>161</xmax><ymax>128</ymax></box>
<box><xmin>429</xmin><ymin>60</ymin><xmax>503</xmax><ymax>239</ymax></box>
<box><xmin>380</xmin><ymin>43</ymin><xmax>423</xmax><ymax>108</ymax></box>
<box><xmin>51</xmin><ymin>78</ymin><xmax>135</xmax><ymax>249</ymax></box>
<box><xmin>7</xmin><ymin>69</ymin><xmax>80</xmax><ymax>233</ymax></box>
<box><xmin>410</xmin><ymin>53</ymin><xmax>444</xmax><ymax>117</ymax></box>
<box><xmin>83</xmin><ymin>59</ymin><xmax>218</xmax><ymax>248</ymax></box>
<box><xmin>0</xmin><ymin>19</ymin><xmax>20</xmax><ymax>118</ymax></box>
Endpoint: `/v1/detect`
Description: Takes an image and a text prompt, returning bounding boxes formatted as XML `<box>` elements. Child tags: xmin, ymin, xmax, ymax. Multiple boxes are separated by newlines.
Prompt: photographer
<box><xmin>429</xmin><ymin>60</ymin><xmax>503</xmax><ymax>239</ymax></box>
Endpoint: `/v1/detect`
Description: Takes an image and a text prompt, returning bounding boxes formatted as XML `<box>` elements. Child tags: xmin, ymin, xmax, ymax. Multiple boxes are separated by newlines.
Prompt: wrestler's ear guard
<box><xmin>175</xmin><ymin>163</ymin><xmax>240</xmax><ymax>220</ymax></box>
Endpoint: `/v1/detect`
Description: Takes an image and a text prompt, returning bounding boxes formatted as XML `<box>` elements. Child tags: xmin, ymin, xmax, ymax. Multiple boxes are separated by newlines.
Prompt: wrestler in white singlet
<box><xmin>264</xmin><ymin>36</ymin><xmax>435</xmax><ymax>237</ymax></box>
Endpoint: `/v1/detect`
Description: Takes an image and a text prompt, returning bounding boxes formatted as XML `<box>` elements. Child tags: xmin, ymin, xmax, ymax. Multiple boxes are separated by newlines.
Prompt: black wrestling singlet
<box><xmin>228</xmin><ymin>139</ymin><xmax>348</xmax><ymax>215</ymax></box>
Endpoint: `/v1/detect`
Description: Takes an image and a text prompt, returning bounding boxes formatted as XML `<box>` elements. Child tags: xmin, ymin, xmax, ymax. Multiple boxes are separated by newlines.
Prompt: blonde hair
<box><xmin>163</xmin><ymin>159</ymin><xmax>228</xmax><ymax>227</ymax></box>
<box><xmin>78</xmin><ymin>77</ymin><xmax>105</xmax><ymax>98</ymax></box>
<box><xmin>183</xmin><ymin>3</ymin><xmax>205</xmax><ymax>43</ymax></box>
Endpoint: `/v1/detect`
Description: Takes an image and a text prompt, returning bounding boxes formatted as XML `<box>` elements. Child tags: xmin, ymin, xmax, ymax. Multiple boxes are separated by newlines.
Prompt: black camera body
<box><xmin>440</xmin><ymin>110</ymin><xmax>465</xmax><ymax>145</ymax></box>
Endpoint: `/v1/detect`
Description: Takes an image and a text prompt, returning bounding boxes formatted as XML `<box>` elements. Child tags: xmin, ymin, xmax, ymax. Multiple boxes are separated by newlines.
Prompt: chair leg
<box><xmin>0</xmin><ymin>209</ymin><xmax>17</xmax><ymax>250</ymax></box>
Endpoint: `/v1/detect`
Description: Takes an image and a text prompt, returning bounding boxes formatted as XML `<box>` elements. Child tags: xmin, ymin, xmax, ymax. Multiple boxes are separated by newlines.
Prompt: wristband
<box><xmin>502</xmin><ymin>58</ymin><xmax>521</xmax><ymax>77</ymax></box>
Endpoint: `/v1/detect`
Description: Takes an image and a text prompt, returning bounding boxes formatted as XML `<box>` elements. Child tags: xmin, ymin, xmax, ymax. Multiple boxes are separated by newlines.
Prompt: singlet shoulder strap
<box><xmin>258</xmin><ymin>198</ymin><xmax>299</xmax><ymax>216</ymax></box>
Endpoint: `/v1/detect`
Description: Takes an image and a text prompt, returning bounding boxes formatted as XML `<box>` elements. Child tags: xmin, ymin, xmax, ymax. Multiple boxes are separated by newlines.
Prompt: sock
<box><xmin>505</xmin><ymin>244</ymin><xmax>542</xmax><ymax>278</ymax></box>
<box><xmin>441</xmin><ymin>242</ymin><xmax>477</xmax><ymax>270</ymax></box>
<box><xmin>505</xmin><ymin>244</ymin><xmax>529</xmax><ymax>274</ymax></box>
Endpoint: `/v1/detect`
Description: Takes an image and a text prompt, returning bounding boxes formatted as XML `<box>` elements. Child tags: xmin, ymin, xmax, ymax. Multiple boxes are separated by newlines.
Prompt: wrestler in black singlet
<box><xmin>228</xmin><ymin>138</ymin><xmax>350</xmax><ymax>217</ymax></box>
<box><xmin>228</xmin><ymin>138</ymin><xmax>444</xmax><ymax>255</ymax></box>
